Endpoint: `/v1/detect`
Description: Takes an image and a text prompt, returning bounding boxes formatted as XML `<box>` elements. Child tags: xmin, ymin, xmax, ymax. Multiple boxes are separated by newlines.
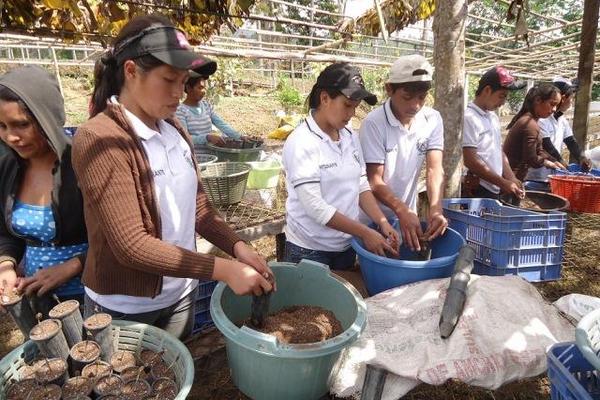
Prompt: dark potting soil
<box><xmin>70</xmin><ymin>340</ymin><xmax>100</xmax><ymax>362</ymax></box>
<box><xmin>120</xmin><ymin>366</ymin><xmax>149</xmax><ymax>383</ymax></box>
<box><xmin>33</xmin><ymin>358</ymin><xmax>67</xmax><ymax>384</ymax></box>
<box><xmin>152</xmin><ymin>378</ymin><xmax>178</xmax><ymax>399</ymax></box>
<box><xmin>83</xmin><ymin>313</ymin><xmax>112</xmax><ymax>330</ymax></box>
<box><xmin>0</xmin><ymin>289</ymin><xmax>21</xmax><ymax>306</ymax></box>
<box><xmin>120</xmin><ymin>380</ymin><xmax>151</xmax><ymax>399</ymax></box>
<box><xmin>94</xmin><ymin>374</ymin><xmax>123</xmax><ymax>396</ymax></box>
<box><xmin>81</xmin><ymin>361</ymin><xmax>112</xmax><ymax>379</ymax></box>
<box><xmin>6</xmin><ymin>379</ymin><xmax>38</xmax><ymax>400</ymax></box>
<box><xmin>19</xmin><ymin>364</ymin><xmax>36</xmax><ymax>380</ymax></box>
<box><xmin>150</xmin><ymin>361</ymin><xmax>176</xmax><ymax>382</ymax></box>
<box><xmin>48</xmin><ymin>300</ymin><xmax>79</xmax><ymax>318</ymax></box>
<box><xmin>249</xmin><ymin>305</ymin><xmax>343</xmax><ymax>344</ymax></box>
<box><xmin>110</xmin><ymin>350</ymin><xmax>137</xmax><ymax>373</ymax></box>
<box><xmin>29</xmin><ymin>319</ymin><xmax>60</xmax><ymax>341</ymax></box>
<box><xmin>31</xmin><ymin>384</ymin><xmax>61</xmax><ymax>400</ymax></box>
<box><xmin>61</xmin><ymin>376</ymin><xmax>94</xmax><ymax>397</ymax></box>
<box><xmin>139</xmin><ymin>349</ymin><xmax>165</xmax><ymax>367</ymax></box>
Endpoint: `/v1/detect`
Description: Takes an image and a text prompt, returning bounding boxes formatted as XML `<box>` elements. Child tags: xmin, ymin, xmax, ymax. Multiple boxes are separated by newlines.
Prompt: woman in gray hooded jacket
<box><xmin>0</xmin><ymin>66</ymin><xmax>87</xmax><ymax>314</ymax></box>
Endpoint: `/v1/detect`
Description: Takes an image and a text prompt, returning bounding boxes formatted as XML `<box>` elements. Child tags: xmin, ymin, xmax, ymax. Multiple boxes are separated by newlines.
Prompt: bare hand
<box><xmin>581</xmin><ymin>157</ymin><xmax>593</xmax><ymax>172</ymax></box>
<box><xmin>207</xmin><ymin>134</ymin><xmax>226</xmax><ymax>146</ymax></box>
<box><xmin>501</xmin><ymin>178</ymin><xmax>525</xmax><ymax>199</ymax></box>
<box><xmin>396</xmin><ymin>208</ymin><xmax>423</xmax><ymax>251</ymax></box>
<box><xmin>233</xmin><ymin>241</ymin><xmax>275</xmax><ymax>291</ymax></box>
<box><xmin>0</xmin><ymin>262</ymin><xmax>18</xmax><ymax>313</ymax></box>
<box><xmin>17</xmin><ymin>261</ymin><xmax>78</xmax><ymax>297</ymax></box>
<box><xmin>378</xmin><ymin>220</ymin><xmax>400</xmax><ymax>251</ymax></box>
<box><xmin>424</xmin><ymin>211</ymin><xmax>448</xmax><ymax>241</ymax></box>
<box><xmin>361</xmin><ymin>227</ymin><xmax>398</xmax><ymax>257</ymax></box>
<box><xmin>214</xmin><ymin>258</ymin><xmax>273</xmax><ymax>296</ymax></box>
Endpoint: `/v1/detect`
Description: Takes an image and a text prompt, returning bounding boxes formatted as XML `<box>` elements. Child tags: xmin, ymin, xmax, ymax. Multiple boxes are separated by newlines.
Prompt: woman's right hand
<box><xmin>361</xmin><ymin>227</ymin><xmax>397</xmax><ymax>258</ymax></box>
<box><xmin>0</xmin><ymin>261</ymin><xmax>18</xmax><ymax>312</ymax></box>
<box><xmin>207</xmin><ymin>134</ymin><xmax>226</xmax><ymax>146</ymax></box>
<box><xmin>212</xmin><ymin>258</ymin><xmax>273</xmax><ymax>296</ymax></box>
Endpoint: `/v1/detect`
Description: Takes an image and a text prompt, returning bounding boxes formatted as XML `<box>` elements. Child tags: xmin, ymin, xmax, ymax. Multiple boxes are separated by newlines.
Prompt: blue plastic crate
<box><xmin>443</xmin><ymin>198</ymin><xmax>566</xmax><ymax>282</ymax></box>
<box><xmin>552</xmin><ymin>164</ymin><xmax>600</xmax><ymax>177</ymax></box>
<box><xmin>193</xmin><ymin>280</ymin><xmax>217</xmax><ymax>334</ymax></box>
<box><xmin>473</xmin><ymin>260</ymin><xmax>561</xmax><ymax>282</ymax></box>
<box><xmin>548</xmin><ymin>342</ymin><xmax>600</xmax><ymax>400</ymax></box>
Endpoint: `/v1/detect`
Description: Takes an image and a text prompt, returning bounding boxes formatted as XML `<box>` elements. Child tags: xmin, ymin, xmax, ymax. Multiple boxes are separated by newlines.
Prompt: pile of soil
<box><xmin>150</xmin><ymin>361</ymin><xmax>176</xmax><ymax>381</ymax></box>
<box><xmin>152</xmin><ymin>378</ymin><xmax>178</xmax><ymax>399</ymax></box>
<box><xmin>61</xmin><ymin>376</ymin><xmax>94</xmax><ymax>398</ymax></box>
<box><xmin>31</xmin><ymin>383</ymin><xmax>61</xmax><ymax>400</ymax></box>
<box><xmin>249</xmin><ymin>305</ymin><xmax>342</xmax><ymax>344</ymax></box>
<box><xmin>120</xmin><ymin>379</ymin><xmax>151</xmax><ymax>399</ymax></box>
<box><xmin>120</xmin><ymin>366</ymin><xmax>150</xmax><ymax>383</ymax></box>
<box><xmin>29</xmin><ymin>320</ymin><xmax>61</xmax><ymax>341</ymax></box>
<box><xmin>81</xmin><ymin>360</ymin><xmax>112</xmax><ymax>379</ymax></box>
<box><xmin>83</xmin><ymin>313</ymin><xmax>112</xmax><ymax>330</ymax></box>
<box><xmin>519</xmin><ymin>198</ymin><xmax>544</xmax><ymax>210</ymax></box>
<box><xmin>93</xmin><ymin>374</ymin><xmax>123</xmax><ymax>397</ymax></box>
<box><xmin>19</xmin><ymin>364</ymin><xmax>36</xmax><ymax>380</ymax></box>
<box><xmin>33</xmin><ymin>358</ymin><xmax>67</xmax><ymax>384</ymax></box>
<box><xmin>6</xmin><ymin>379</ymin><xmax>38</xmax><ymax>400</ymax></box>
<box><xmin>139</xmin><ymin>349</ymin><xmax>164</xmax><ymax>367</ymax></box>
<box><xmin>0</xmin><ymin>289</ymin><xmax>21</xmax><ymax>306</ymax></box>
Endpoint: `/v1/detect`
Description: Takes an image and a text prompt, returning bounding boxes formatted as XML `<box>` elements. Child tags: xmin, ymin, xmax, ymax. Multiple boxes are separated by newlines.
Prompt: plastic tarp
<box><xmin>330</xmin><ymin>275</ymin><xmax>574</xmax><ymax>400</ymax></box>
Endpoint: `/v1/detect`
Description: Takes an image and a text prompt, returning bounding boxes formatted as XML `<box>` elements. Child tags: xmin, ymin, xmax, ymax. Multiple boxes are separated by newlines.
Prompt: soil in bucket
<box><xmin>81</xmin><ymin>360</ymin><xmax>112</xmax><ymax>380</ymax></box>
<box><xmin>6</xmin><ymin>378</ymin><xmax>38</xmax><ymax>400</ymax></box>
<box><xmin>19</xmin><ymin>364</ymin><xmax>37</xmax><ymax>380</ymax></box>
<box><xmin>120</xmin><ymin>366</ymin><xmax>150</xmax><ymax>383</ymax></box>
<box><xmin>93</xmin><ymin>374</ymin><xmax>123</xmax><ymax>397</ymax></box>
<box><xmin>245</xmin><ymin>305</ymin><xmax>343</xmax><ymax>344</ymax></box>
<box><xmin>33</xmin><ymin>358</ymin><xmax>68</xmax><ymax>385</ymax></box>
<box><xmin>138</xmin><ymin>349</ymin><xmax>165</xmax><ymax>368</ymax></box>
<box><xmin>61</xmin><ymin>376</ymin><xmax>94</xmax><ymax>398</ymax></box>
<box><xmin>110</xmin><ymin>350</ymin><xmax>137</xmax><ymax>374</ymax></box>
<box><xmin>83</xmin><ymin>313</ymin><xmax>112</xmax><ymax>330</ymax></box>
<box><xmin>150</xmin><ymin>361</ymin><xmax>176</xmax><ymax>382</ymax></box>
<box><xmin>0</xmin><ymin>287</ymin><xmax>21</xmax><ymax>305</ymax></box>
<box><xmin>29</xmin><ymin>319</ymin><xmax>61</xmax><ymax>341</ymax></box>
<box><xmin>31</xmin><ymin>383</ymin><xmax>61</xmax><ymax>400</ymax></box>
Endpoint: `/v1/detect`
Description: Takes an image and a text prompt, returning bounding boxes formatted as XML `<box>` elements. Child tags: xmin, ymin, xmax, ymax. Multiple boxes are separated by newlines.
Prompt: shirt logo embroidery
<box><xmin>319</xmin><ymin>162</ymin><xmax>338</xmax><ymax>169</ymax></box>
<box><xmin>416</xmin><ymin>137</ymin><xmax>429</xmax><ymax>155</ymax></box>
<box><xmin>153</xmin><ymin>169</ymin><xmax>165</xmax><ymax>177</ymax></box>
<box><xmin>385</xmin><ymin>146</ymin><xmax>398</xmax><ymax>153</ymax></box>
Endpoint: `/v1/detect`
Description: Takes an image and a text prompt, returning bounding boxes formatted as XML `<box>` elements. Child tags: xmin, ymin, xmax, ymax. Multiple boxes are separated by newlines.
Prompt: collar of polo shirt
<box><xmin>305</xmin><ymin>111</ymin><xmax>351</xmax><ymax>142</ymax></box>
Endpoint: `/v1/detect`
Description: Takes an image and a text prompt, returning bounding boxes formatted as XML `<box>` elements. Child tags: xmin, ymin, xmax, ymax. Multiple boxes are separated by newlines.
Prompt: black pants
<box><xmin>464</xmin><ymin>184</ymin><xmax>500</xmax><ymax>200</ymax></box>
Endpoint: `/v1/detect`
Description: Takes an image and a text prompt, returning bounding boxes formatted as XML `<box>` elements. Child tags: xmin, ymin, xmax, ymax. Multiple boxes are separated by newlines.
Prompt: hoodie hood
<box><xmin>0</xmin><ymin>65</ymin><xmax>68</xmax><ymax>160</ymax></box>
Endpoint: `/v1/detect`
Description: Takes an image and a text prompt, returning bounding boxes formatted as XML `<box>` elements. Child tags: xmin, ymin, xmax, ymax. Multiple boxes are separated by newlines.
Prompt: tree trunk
<box><xmin>572</xmin><ymin>0</ymin><xmax>599</xmax><ymax>161</ymax></box>
<box><xmin>433</xmin><ymin>0</ymin><xmax>468</xmax><ymax>197</ymax></box>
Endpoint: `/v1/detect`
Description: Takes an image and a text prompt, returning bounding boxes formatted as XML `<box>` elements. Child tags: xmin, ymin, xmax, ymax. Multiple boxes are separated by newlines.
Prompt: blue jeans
<box><xmin>83</xmin><ymin>287</ymin><xmax>198</xmax><ymax>341</ymax></box>
<box><xmin>283</xmin><ymin>241</ymin><xmax>356</xmax><ymax>270</ymax></box>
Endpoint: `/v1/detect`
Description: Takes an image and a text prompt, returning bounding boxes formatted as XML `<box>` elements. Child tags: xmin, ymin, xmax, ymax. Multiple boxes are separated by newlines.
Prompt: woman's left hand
<box><xmin>233</xmin><ymin>241</ymin><xmax>275</xmax><ymax>290</ymax></box>
<box><xmin>378</xmin><ymin>220</ymin><xmax>400</xmax><ymax>251</ymax></box>
<box><xmin>18</xmin><ymin>259</ymin><xmax>81</xmax><ymax>297</ymax></box>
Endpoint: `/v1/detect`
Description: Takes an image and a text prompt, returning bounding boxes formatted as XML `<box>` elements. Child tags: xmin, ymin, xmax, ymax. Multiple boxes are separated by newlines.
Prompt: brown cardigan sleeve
<box><xmin>72</xmin><ymin>125</ymin><xmax>217</xmax><ymax>281</ymax></box>
<box><xmin>522</xmin><ymin>120</ymin><xmax>554</xmax><ymax>169</ymax></box>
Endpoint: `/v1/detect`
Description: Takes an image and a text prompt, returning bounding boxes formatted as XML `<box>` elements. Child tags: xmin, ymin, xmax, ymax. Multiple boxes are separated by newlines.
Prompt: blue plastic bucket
<box><xmin>351</xmin><ymin>221</ymin><xmax>465</xmax><ymax>296</ymax></box>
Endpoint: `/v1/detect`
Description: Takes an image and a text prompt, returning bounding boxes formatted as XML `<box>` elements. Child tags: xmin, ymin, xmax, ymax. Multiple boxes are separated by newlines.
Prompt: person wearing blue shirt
<box><xmin>176</xmin><ymin>71</ymin><xmax>241</xmax><ymax>153</ymax></box>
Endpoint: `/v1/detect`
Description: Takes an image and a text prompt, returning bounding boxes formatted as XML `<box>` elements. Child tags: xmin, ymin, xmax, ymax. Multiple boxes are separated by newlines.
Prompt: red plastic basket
<box><xmin>549</xmin><ymin>175</ymin><xmax>600</xmax><ymax>213</ymax></box>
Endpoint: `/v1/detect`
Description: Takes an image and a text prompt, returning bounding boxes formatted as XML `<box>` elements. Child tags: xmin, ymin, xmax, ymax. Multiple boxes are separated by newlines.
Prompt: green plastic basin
<box><xmin>206</xmin><ymin>142</ymin><xmax>264</xmax><ymax>162</ymax></box>
<box><xmin>210</xmin><ymin>260</ymin><xmax>367</xmax><ymax>400</ymax></box>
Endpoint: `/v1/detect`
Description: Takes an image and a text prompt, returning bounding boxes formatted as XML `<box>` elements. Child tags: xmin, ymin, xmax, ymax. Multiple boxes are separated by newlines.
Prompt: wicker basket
<box><xmin>201</xmin><ymin>162</ymin><xmax>251</xmax><ymax>206</ymax></box>
<box><xmin>196</xmin><ymin>153</ymin><xmax>218</xmax><ymax>170</ymax></box>
<box><xmin>0</xmin><ymin>320</ymin><xmax>194</xmax><ymax>399</ymax></box>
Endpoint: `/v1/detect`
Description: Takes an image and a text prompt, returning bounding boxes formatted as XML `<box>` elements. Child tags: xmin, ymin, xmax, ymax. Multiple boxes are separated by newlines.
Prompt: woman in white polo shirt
<box><xmin>282</xmin><ymin>63</ymin><xmax>399</xmax><ymax>270</ymax></box>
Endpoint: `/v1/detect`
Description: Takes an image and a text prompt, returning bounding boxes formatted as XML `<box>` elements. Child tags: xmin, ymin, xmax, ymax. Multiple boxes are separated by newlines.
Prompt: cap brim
<box><xmin>342</xmin><ymin>87</ymin><xmax>378</xmax><ymax>106</ymax></box>
<box><xmin>504</xmin><ymin>80</ymin><xmax>527</xmax><ymax>90</ymax></box>
<box><xmin>153</xmin><ymin>49</ymin><xmax>217</xmax><ymax>76</ymax></box>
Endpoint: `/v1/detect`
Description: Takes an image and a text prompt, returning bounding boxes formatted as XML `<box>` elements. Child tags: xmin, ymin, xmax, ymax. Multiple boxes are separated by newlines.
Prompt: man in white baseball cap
<box><xmin>359</xmin><ymin>54</ymin><xmax>447</xmax><ymax>252</ymax></box>
<box><xmin>525</xmin><ymin>76</ymin><xmax>592</xmax><ymax>191</ymax></box>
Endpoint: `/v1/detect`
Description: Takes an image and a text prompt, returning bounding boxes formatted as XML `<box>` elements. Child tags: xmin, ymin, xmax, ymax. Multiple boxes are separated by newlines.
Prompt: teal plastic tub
<box><xmin>210</xmin><ymin>260</ymin><xmax>367</xmax><ymax>400</ymax></box>
<box><xmin>246</xmin><ymin>160</ymin><xmax>282</xmax><ymax>189</ymax></box>
<box><xmin>206</xmin><ymin>142</ymin><xmax>264</xmax><ymax>162</ymax></box>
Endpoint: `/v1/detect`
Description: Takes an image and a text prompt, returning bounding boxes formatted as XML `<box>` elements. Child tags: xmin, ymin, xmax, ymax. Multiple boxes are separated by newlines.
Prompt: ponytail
<box><xmin>89</xmin><ymin>14</ymin><xmax>172</xmax><ymax>117</ymax></box>
<box><xmin>507</xmin><ymin>83</ymin><xmax>560</xmax><ymax>129</ymax></box>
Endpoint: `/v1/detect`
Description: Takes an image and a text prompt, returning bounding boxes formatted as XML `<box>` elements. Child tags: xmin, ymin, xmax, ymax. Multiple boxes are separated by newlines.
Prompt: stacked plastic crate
<box><xmin>193</xmin><ymin>280</ymin><xmax>217</xmax><ymax>334</ymax></box>
<box><xmin>442</xmin><ymin>198</ymin><xmax>567</xmax><ymax>282</ymax></box>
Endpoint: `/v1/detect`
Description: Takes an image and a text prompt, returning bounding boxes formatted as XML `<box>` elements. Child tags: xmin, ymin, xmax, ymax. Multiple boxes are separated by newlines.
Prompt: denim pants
<box><xmin>283</xmin><ymin>241</ymin><xmax>356</xmax><ymax>270</ymax></box>
<box><xmin>83</xmin><ymin>286</ymin><xmax>198</xmax><ymax>341</ymax></box>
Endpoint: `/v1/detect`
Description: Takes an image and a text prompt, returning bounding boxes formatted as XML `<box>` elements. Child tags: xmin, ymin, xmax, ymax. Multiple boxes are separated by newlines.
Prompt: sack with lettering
<box><xmin>330</xmin><ymin>275</ymin><xmax>573</xmax><ymax>400</ymax></box>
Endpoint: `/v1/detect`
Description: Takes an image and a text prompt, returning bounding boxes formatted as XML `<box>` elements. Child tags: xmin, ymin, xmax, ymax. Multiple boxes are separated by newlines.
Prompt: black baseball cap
<box><xmin>114</xmin><ymin>24</ymin><xmax>217</xmax><ymax>76</ymax></box>
<box><xmin>478</xmin><ymin>66</ymin><xmax>526</xmax><ymax>92</ymax></box>
<box><xmin>316</xmin><ymin>63</ymin><xmax>377</xmax><ymax>105</ymax></box>
<box><xmin>552</xmin><ymin>77</ymin><xmax>578</xmax><ymax>95</ymax></box>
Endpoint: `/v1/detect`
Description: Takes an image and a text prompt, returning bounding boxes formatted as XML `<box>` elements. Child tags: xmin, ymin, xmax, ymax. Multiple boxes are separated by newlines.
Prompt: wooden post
<box><xmin>51</xmin><ymin>47</ymin><xmax>64</xmax><ymax>96</ymax></box>
<box><xmin>433</xmin><ymin>0</ymin><xmax>467</xmax><ymax>198</ymax></box>
<box><xmin>572</xmin><ymin>0</ymin><xmax>599</xmax><ymax>156</ymax></box>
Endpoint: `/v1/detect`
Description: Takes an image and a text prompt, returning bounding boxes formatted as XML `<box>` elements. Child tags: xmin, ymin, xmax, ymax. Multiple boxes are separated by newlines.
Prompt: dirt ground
<box><xmin>2</xmin><ymin>74</ymin><xmax>600</xmax><ymax>399</ymax></box>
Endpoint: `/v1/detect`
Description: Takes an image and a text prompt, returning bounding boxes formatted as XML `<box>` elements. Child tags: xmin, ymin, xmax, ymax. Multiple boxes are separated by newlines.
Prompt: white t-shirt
<box><xmin>283</xmin><ymin>112</ymin><xmax>370</xmax><ymax>252</ymax></box>
<box><xmin>526</xmin><ymin>114</ymin><xmax>573</xmax><ymax>182</ymax></box>
<box><xmin>86</xmin><ymin>98</ymin><xmax>198</xmax><ymax>313</ymax></box>
<box><xmin>462</xmin><ymin>102</ymin><xmax>503</xmax><ymax>194</ymax></box>
<box><xmin>359</xmin><ymin>100</ymin><xmax>444</xmax><ymax>218</ymax></box>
